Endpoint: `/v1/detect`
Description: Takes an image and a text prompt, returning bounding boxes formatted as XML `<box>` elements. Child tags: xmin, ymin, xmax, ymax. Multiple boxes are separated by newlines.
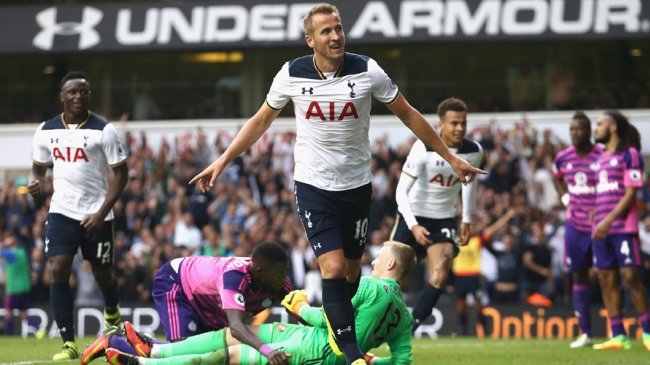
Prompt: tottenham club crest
<box><xmin>347</xmin><ymin>80</ymin><xmax>356</xmax><ymax>98</ymax></box>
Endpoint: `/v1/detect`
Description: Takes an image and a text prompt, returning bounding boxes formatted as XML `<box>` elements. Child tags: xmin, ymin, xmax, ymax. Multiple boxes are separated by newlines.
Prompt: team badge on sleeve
<box><xmin>624</xmin><ymin>169</ymin><xmax>643</xmax><ymax>187</ymax></box>
<box><xmin>234</xmin><ymin>293</ymin><xmax>245</xmax><ymax>306</ymax></box>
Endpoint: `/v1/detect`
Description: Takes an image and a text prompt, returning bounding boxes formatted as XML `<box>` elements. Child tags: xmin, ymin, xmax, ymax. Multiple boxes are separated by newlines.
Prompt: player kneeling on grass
<box><xmin>81</xmin><ymin>241</ymin><xmax>294</xmax><ymax>365</ymax></box>
<box><xmin>102</xmin><ymin>241</ymin><xmax>416</xmax><ymax>365</ymax></box>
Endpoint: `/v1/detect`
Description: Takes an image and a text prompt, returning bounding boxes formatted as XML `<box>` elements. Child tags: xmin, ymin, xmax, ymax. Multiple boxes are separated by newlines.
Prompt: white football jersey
<box><xmin>266</xmin><ymin>53</ymin><xmax>399</xmax><ymax>191</ymax></box>
<box><xmin>32</xmin><ymin>112</ymin><xmax>127</xmax><ymax>221</ymax></box>
<box><xmin>401</xmin><ymin>138</ymin><xmax>483</xmax><ymax>220</ymax></box>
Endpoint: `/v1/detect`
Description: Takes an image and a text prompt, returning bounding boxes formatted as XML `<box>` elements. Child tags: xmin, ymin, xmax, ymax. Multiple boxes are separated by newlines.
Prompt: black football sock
<box><xmin>412</xmin><ymin>284</ymin><xmax>443</xmax><ymax>323</ymax></box>
<box><xmin>322</xmin><ymin>278</ymin><xmax>364</xmax><ymax>363</ymax></box>
<box><xmin>51</xmin><ymin>282</ymin><xmax>75</xmax><ymax>342</ymax></box>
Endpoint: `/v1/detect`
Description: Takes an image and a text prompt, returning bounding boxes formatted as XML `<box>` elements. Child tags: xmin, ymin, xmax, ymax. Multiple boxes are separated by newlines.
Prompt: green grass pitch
<box><xmin>0</xmin><ymin>337</ymin><xmax>647</xmax><ymax>364</ymax></box>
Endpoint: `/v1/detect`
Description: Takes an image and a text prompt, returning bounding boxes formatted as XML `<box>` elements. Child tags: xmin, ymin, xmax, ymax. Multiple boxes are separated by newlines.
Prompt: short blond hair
<box><xmin>303</xmin><ymin>3</ymin><xmax>340</xmax><ymax>35</ymax></box>
<box><xmin>383</xmin><ymin>241</ymin><xmax>417</xmax><ymax>278</ymax></box>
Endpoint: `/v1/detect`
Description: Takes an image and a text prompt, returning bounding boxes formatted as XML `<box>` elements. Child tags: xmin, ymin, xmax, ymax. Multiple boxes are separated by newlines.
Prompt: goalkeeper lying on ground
<box><xmin>102</xmin><ymin>241</ymin><xmax>416</xmax><ymax>365</ymax></box>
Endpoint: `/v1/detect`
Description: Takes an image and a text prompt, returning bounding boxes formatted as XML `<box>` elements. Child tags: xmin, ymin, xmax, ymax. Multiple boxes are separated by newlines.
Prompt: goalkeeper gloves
<box><xmin>281</xmin><ymin>290</ymin><xmax>309</xmax><ymax>324</ymax></box>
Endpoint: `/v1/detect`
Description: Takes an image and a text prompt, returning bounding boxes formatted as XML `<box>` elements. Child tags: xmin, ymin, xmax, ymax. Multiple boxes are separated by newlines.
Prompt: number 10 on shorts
<box><xmin>355</xmin><ymin>218</ymin><xmax>368</xmax><ymax>246</ymax></box>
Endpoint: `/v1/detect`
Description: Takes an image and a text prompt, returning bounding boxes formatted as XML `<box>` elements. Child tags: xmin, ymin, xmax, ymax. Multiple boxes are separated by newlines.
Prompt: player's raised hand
<box><xmin>27</xmin><ymin>179</ymin><xmax>41</xmax><ymax>199</ymax></box>
<box><xmin>411</xmin><ymin>225</ymin><xmax>433</xmax><ymax>246</ymax></box>
<box><xmin>189</xmin><ymin>160</ymin><xmax>225</xmax><ymax>192</ymax></box>
<box><xmin>449</xmin><ymin>156</ymin><xmax>486</xmax><ymax>185</ymax></box>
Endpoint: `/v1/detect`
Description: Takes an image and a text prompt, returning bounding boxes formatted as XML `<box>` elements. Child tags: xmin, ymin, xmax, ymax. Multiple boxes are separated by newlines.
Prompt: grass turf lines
<box><xmin>0</xmin><ymin>337</ymin><xmax>648</xmax><ymax>365</ymax></box>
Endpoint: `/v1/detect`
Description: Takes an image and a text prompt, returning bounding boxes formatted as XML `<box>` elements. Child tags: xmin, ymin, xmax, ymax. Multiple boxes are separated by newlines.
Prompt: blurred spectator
<box><xmin>29</xmin><ymin>246</ymin><xmax>49</xmax><ymax>304</ymax></box>
<box><xmin>116</xmin><ymin>252</ymin><xmax>150</xmax><ymax>304</ymax></box>
<box><xmin>173</xmin><ymin>212</ymin><xmax>202</xmax><ymax>252</ymax></box>
<box><xmin>72</xmin><ymin>258</ymin><xmax>103</xmax><ymax>307</ymax></box>
<box><xmin>521</xmin><ymin>222</ymin><xmax>554</xmax><ymax>306</ymax></box>
<box><xmin>484</xmin><ymin>146</ymin><xmax>519</xmax><ymax>193</ymax></box>
<box><xmin>485</xmin><ymin>231</ymin><xmax>522</xmax><ymax>304</ymax></box>
<box><xmin>1</xmin><ymin>232</ymin><xmax>40</xmax><ymax>335</ymax></box>
<box><xmin>195</xmin><ymin>224</ymin><xmax>232</xmax><ymax>257</ymax></box>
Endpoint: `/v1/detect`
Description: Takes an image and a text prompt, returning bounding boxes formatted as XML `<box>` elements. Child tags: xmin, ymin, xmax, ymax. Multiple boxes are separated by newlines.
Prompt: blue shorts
<box><xmin>294</xmin><ymin>181</ymin><xmax>371</xmax><ymax>259</ymax></box>
<box><xmin>564</xmin><ymin>222</ymin><xmax>593</xmax><ymax>271</ymax></box>
<box><xmin>390</xmin><ymin>213</ymin><xmax>459</xmax><ymax>261</ymax></box>
<box><xmin>45</xmin><ymin>213</ymin><xmax>115</xmax><ymax>266</ymax></box>
<box><xmin>593</xmin><ymin>233</ymin><xmax>641</xmax><ymax>269</ymax></box>
<box><xmin>4</xmin><ymin>292</ymin><xmax>30</xmax><ymax>311</ymax></box>
<box><xmin>152</xmin><ymin>259</ymin><xmax>206</xmax><ymax>341</ymax></box>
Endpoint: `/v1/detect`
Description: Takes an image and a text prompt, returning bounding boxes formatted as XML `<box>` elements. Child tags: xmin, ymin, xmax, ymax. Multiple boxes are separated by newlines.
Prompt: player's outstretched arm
<box><xmin>387</xmin><ymin>94</ymin><xmax>486</xmax><ymax>184</ymax></box>
<box><xmin>373</xmin><ymin>325</ymin><xmax>412</xmax><ymax>365</ymax></box>
<box><xmin>190</xmin><ymin>104</ymin><xmax>282</xmax><ymax>192</ymax></box>
<box><xmin>225</xmin><ymin>309</ymin><xmax>290</xmax><ymax>365</ymax></box>
<box><xmin>281</xmin><ymin>290</ymin><xmax>328</xmax><ymax>327</ymax></box>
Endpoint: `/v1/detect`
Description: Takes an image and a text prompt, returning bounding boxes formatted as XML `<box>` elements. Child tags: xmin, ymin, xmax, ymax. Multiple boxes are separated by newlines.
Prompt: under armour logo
<box><xmin>336</xmin><ymin>325</ymin><xmax>352</xmax><ymax>335</ymax></box>
<box><xmin>302</xmin><ymin>87</ymin><xmax>314</xmax><ymax>95</ymax></box>
<box><xmin>83</xmin><ymin>136</ymin><xmax>89</xmax><ymax>147</ymax></box>
<box><xmin>33</xmin><ymin>6</ymin><xmax>103</xmax><ymax>51</ymax></box>
<box><xmin>347</xmin><ymin>80</ymin><xmax>356</xmax><ymax>98</ymax></box>
<box><xmin>50</xmin><ymin>137</ymin><xmax>59</xmax><ymax>144</ymax></box>
<box><xmin>435</xmin><ymin>160</ymin><xmax>445</xmax><ymax>166</ymax></box>
<box><xmin>313</xmin><ymin>242</ymin><xmax>322</xmax><ymax>250</ymax></box>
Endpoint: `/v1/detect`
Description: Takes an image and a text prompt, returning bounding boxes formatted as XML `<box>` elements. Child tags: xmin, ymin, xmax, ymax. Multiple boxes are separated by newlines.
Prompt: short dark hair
<box><xmin>572</xmin><ymin>110</ymin><xmax>591</xmax><ymax>131</ymax></box>
<box><xmin>60</xmin><ymin>71</ymin><xmax>89</xmax><ymax>89</ymax></box>
<box><xmin>303</xmin><ymin>3</ymin><xmax>340</xmax><ymax>35</ymax></box>
<box><xmin>251</xmin><ymin>241</ymin><xmax>288</xmax><ymax>264</ymax></box>
<box><xmin>437</xmin><ymin>97</ymin><xmax>467</xmax><ymax>118</ymax></box>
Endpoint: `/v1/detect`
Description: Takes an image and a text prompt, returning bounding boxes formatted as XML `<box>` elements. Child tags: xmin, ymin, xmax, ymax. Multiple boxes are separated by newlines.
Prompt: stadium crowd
<box><xmin>2</xmin><ymin>118</ymin><xmax>650</xmax><ymax>312</ymax></box>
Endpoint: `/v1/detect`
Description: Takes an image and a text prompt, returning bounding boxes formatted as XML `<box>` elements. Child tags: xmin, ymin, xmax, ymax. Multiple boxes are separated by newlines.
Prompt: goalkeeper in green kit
<box><xmin>105</xmin><ymin>241</ymin><xmax>415</xmax><ymax>365</ymax></box>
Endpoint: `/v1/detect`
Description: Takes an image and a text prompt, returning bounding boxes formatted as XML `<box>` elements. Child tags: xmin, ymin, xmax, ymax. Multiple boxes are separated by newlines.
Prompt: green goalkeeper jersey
<box><xmin>302</xmin><ymin>276</ymin><xmax>413</xmax><ymax>365</ymax></box>
<box><xmin>1</xmin><ymin>247</ymin><xmax>31</xmax><ymax>294</ymax></box>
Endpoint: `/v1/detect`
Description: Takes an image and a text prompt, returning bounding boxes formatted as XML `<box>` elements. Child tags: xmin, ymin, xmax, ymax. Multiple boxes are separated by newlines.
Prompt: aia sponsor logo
<box><xmin>52</xmin><ymin>147</ymin><xmax>89</xmax><ymax>162</ymax></box>
<box><xmin>430</xmin><ymin>173</ymin><xmax>460</xmax><ymax>187</ymax></box>
<box><xmin>305</xmin><ymin>101</ymin><xmax>358</xmax><ymax>121</ymax></box>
